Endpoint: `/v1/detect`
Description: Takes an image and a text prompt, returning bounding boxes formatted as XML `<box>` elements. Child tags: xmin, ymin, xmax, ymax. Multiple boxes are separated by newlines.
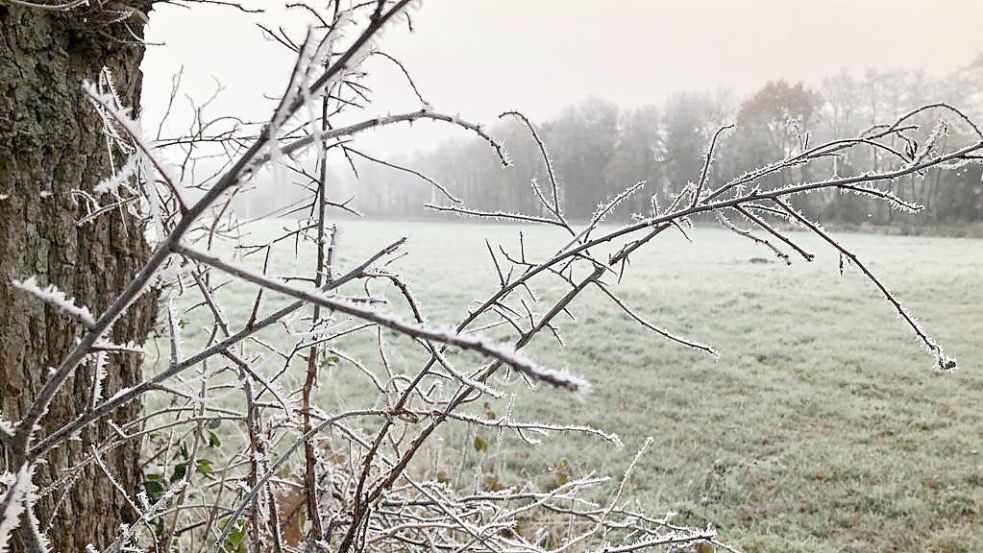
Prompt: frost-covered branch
<box><xmin>4</xmin><ymin>3</ymin><xmax>979</xmax><ymax>553</ymax></box>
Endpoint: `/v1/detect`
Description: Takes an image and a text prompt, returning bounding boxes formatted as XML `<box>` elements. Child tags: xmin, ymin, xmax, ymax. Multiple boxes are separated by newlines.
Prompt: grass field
<box><xmin>166</xmin><ymin>219</ymin><xmax>982</xmax><ymax>553</ymax></box>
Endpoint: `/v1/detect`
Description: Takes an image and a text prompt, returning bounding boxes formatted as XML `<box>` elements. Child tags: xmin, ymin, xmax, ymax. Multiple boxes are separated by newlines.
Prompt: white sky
<box><xmin>142</xmin><ymin>0</ymin><xmax>983</xmax><ymax>155</ymax></box>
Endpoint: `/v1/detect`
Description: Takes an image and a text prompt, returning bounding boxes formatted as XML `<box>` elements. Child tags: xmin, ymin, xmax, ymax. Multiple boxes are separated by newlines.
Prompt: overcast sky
<box><xmin>142</xmin><ymin>0</ymin><xmax>983</xmax><ymax>155</ymax></box>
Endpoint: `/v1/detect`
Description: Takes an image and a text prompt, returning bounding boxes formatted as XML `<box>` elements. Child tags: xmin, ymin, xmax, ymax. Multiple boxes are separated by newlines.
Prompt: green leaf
<box><xmin>207</xmin><ymin>418</ymin><xmax>222</xmax><ymax>430</ymax></box>
<box><xmin>221</xmin><ymin>519</ymin><xmax>248</xmax><ymax>553</ymax></box>
<box><xmin>196</xmin><ymin>459</ymin><xmax>214</xmax><ymax>475</ymax></box>
<box><xmin>473</xmin><ymin>435</ymin><xmax>488</xmax><ymax>452</ymax></box>
<box><xmin>171</xmin><ymin>462</ymin><xmax>187</xmax><ymax>483</ymax></box>
<box><xmin>208</xmin><ymin>431</ymin><xmax>222</xmax><ymax>448</ymax></box>
<box><xmin>196</xmin><ymin>459</ymin><xmax>213</xmax><ymax>475</ymax></box>
<box><xmin>144</xmin><ymin>479</ymin><xmax>165</xmax><ymax>501</ymax></box>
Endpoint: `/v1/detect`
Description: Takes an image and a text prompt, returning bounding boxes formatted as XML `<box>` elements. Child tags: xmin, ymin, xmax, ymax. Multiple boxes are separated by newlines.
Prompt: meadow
<box><xmin>165</xmin><ymin>219</ymin><xmax>982</xmax><ymax>553</ymax></box>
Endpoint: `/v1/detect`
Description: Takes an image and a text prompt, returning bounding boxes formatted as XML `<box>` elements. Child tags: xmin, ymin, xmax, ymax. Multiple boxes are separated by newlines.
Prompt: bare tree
<box><xmin>0</xmin><ymin>2</ymin><xmax>978</xmax><ymax>553</ymax></box>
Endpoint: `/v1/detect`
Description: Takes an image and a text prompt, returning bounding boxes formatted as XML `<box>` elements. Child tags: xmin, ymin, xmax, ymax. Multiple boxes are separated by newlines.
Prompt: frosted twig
<box><xmin>772</xmin><ymin>197</ymin><xmax>956</xmax><ymax>371</ymax></box>
<box><xmin>11</xmin><ymin>277</ymin><xmax>96</xmax><ymax>328</ymax></box>
<box><xmin>174</xmin><ymin>244</ymin><xmax>588</xmax><ymax>392</ymax></box>
<box><xmin>593</xmin><ymin>282</ymin><xmax>718</xmax><ymax>357</ymax></box>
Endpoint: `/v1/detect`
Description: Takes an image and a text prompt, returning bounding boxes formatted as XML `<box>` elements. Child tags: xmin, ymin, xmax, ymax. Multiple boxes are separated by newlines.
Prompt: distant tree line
<box><xmin>341</xmin><ymin>59</ymin><xmax>983</xmax><ymax>227</ymax></box>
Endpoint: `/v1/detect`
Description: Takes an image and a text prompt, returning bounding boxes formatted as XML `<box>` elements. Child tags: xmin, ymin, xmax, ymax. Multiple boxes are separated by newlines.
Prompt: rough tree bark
<box><xmin>0</xmin><ymin>4</ymin><xmax>157</xmax><ymax>551</ymax></box>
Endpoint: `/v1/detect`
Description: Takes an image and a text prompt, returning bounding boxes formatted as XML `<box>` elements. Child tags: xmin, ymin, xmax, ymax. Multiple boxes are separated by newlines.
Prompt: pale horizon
<box><xmin>142</xmin><ymin>0</ymin><xmax>983</xmax><ymax>155</ymax></box>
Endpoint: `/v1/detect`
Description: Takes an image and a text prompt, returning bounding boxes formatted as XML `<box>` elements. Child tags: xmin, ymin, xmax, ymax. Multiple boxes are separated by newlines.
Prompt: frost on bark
<box><xmin>0</xmin><ymin>5</ymin><xmax>157</xmax><ymax>551</ymax></box>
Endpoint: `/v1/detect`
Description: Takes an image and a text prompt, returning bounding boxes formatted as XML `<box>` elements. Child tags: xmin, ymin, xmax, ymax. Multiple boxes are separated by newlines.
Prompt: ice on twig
<box><xmin>0</xmin><ymin>465</ymin><xmax>33</xmax><ymax>553</ymax></box>
<box><xmin>89</xmin><ymin>352</ymin><xmax>108</xmax><ymax>406</ymax></box>
<box><xmin>103</xmin><ymin>481</ymin><xmax>187</xmax><ymax>553</ymax></box>
<box><xmin>12</xmin><ymin>276</ymin><xmax>96</xmax><ymax>327</ymax></box>
<box><xmin>94</xmin><ymin>154</ymin><xmax>142</xmax><ymax>196</ymax></box>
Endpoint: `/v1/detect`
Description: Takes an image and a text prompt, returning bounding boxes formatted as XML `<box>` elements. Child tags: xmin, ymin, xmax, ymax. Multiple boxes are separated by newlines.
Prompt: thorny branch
<box><xmin>1</xmin><ymin>2</ymin><xmax>979</xmax><ymax>553</ymax></box>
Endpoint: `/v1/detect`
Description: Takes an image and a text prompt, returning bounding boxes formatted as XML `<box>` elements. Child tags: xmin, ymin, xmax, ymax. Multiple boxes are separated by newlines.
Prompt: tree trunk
<box><xmin>0</xmin><ymin>5</ymin><xmax>157</xmax><ymax>551</ymax></box>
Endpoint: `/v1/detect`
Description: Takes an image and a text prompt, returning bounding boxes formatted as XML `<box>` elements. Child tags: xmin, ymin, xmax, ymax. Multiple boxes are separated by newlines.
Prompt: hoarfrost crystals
<box><xmin>94</xmin><ymin>154</ymin><xmax>142</xmax><ymax>196</ymax></box>
<box><xmin>90</xmin><ymin>351</ymin><xmax>108</xmax><ymax>406</ymax></box>
<box><xmin>12</xmin><ymin>276</ymin><xmax>96</xmax><ymax>327</ymax></box>
<box><xmin>0</xmin><ymin>465</ymin><xmax>32</xmax><ymax>553</ymax></box>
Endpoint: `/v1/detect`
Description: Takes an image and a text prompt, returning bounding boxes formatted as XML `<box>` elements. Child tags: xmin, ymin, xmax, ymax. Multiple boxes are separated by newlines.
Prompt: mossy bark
<box><xmin>0</xmin><ymin>5</ymin><xmax>157</xmax><ymax>551</ymax></box>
